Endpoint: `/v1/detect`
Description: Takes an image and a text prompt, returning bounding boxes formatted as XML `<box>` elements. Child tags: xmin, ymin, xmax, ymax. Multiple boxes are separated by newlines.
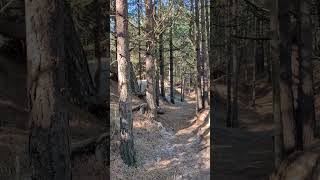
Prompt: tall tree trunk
<box><xmin>26</xmin><ymin>0</ymin><xmax>71</xmax><ymax>179</ymax></box>
<box><xmin>137</xmin><ymin>0</ymin><xmax>142</xmax><ymax>91</ymax></box>
<box><xmin>189</xmin><ymin>0</ymin><xmax>195</xmax><ymax>43</ymax></box>
<box><xmin>210</xmin><ymin>0</ymin><xmax>214</xmax><ymax>126</ymax></box>
<box><xmin>195</xmin><ymin>0</ymin><xmax>202</xmax><ymax>111</ymax></box>
<box><xmin>256</xmin><ymin>20</ymin><xmax>265</xmax><ymax>75</ymax></box>
<box><xmin>94</xmin><ymin>0</ymin><xmax>102</xmax><ymax>94</ymax></box>
<box><xmin>252</xmin><ymin>16</ymin><xmax>257</xmax><ymax>107</ymax></box>
<box><xmin>155</xmin><ymin>2</ymin><xmax>160</xmax><ymax>107</ymax></box>
<box><xmin>159</xmin><ymin>32</ymin><xmax>165</xmax><ymax>98</ymax></box>
<box><xmin>104</xmin><ymin>0</ymin><xmax>111</xmax><ymax>165</ymax></box>
<box><xmin>231</xmin><ymin>0</ymin><xmax>239</xmax><ymax>127</ymax></box>
<box><xmin>297</xmin><ymin>0</ymin><xmax>316</xmax><ymax>148</ymax></box>
<box><xmin>271</xmin><ymin>0</ymin><xmax>283</xmax><ymax>168</ymax></box>
<box><xmin>279</xmin><ymin>0</ymin><xmax>296</xmax><ymax>156</ymax></box>
<box><xmin>169</xmin><ymin>23</ymin><xmax>175</xmax><ymax>104</ymax></box>
<box><xmin>159</xmin><ymin>0</ymin><xmax>165</xmax><ymax>99</ymax></box>
<box><xmin>226</xmin><ymin>0</ymin><xmax>232</xmax><ymax>127</ymax></box>
<box><xmin>181</xmin><ymin>67</ymin><xmax>184</xmax><ymax>102</ymax></box>
<box><xmin>145</xmin><ymin>0</ymin><xmax>157</xmax><ymax>118</ymax></box>
<box><xmin>201</xmin><ymin>0</ymin><xmax>209</xmax><ymax>109</ymax></box>
<box><xmin>116</xmin><ymin>0</ymin><xmax>135</xmax><ymax>166</ymax></box>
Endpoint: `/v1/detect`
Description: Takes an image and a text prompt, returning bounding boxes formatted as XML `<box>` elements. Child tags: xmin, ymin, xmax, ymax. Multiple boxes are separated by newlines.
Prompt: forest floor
<box><xmin>212</xmin><ymin>77</ymin><xmax>275</xmax><ymax>180</ymax></box>
<box><xmin>110</xmin><ymin>86</ymin><xmax>210</xmax><ymax>179</ymax></box>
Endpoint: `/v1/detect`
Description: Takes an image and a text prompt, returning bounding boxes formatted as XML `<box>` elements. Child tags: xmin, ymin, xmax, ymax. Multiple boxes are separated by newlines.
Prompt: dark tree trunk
<box><xmin>279</xmin><ymin>0</ymin><xmax>296</xmax><ymax>156</ymax></box>
<box><xmin>159</xmin><ymin>32</ymin><xmax>165</xmax><ymax>98</ymax></box>
<box><xmin>104</xmin><ymin>0</ymin><xmax>111</xmax><ymax>165</ymax></box>
<box><xmin>155</xmin><ymin>2</ymin><xmax>160</xmax><ymax>107</ymax></box>
<box><xmin>64</xmin><ymin>2</ymin><xmax>96</xmax><ymax>107</ymax></box>
<box><xmin>201</xmin><ymin>0</ymin><xmax>209</xmax><ymax>109</ymax></box>
<box><xmin>271</xmin><ymin>0</ymin><xmax>283</xmax><ymax>167</ymax></box>
<box><xmin>116</xmin><ymin>0</ymin><xmax>135</xmax><ymax>166</ymax></box>
<box><xmin>137</xmin><ymin>0</ymin><xmax>142</xmax><ymax>91</ymax></box>
<box><xmin>170</xmin><ymin>21</ymin><xmax>175</xmax><ymax>104</ymax></box>
<box><xmin>226</xmin><ymin>0</ymin><xmax>232</xmax><ymax>127</ymax></box>
<box><xmin>145</xmin><ymin>0</ymin><xmax>157</xmax><ymax>118</ymax></box>
<box><xmin>256</xmin><ymin>20</ymin><xmax>265</xmax><ymax>75</ymax></box>
<box><xmin>26</xmin><ymin>0</ymin><xmax>71</xmax><ymax>179</ymax></box>
<box><xmin>195</xmin><ymin>0</ymin><xmax>202</xmax><ymax>110</ymax></box>
<box><xmin>159</xmin><ymin>0</ymin><xmax>165</xmax><ymax>99</ymax></box>
<box><xmin>252</xmin><ymin>16</ymin><xmax>257</xmax><ymax>107</ymax></box>
<box><xmin>129</xmin><ymin>61</ymin><xmax>139</xmax><ymax>94</ymax></box>
<box><xmin>209</xmin><ymin>0</ymin><xmax>214</xmax><ymax>127</ymax></box>
<box><xmin>94</xmin><ymin>0</ymin><xmax>102</xmax><ymax>93</ymax></box>
<box><xmin>231</xmin><ymin>0</ymin><xmax>239</xmax><ymax>128</ymax></box>
<box><xmin>297</xmin><ymin>0</ymin><xmax>316</xmax><ymax>148</ymax></box>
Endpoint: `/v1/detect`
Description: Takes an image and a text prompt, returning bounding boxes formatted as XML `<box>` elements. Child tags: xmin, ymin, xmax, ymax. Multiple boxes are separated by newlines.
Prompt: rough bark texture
<box><xmin>169</xmin><ymin>21</ymin><xmax>175</xmax><ymax>104</ymax></box>
<box><xmin>144</xmin><ymin>0</ymin><xmax>157</xmax><ymax>118</ymax></box>
<box><xmin>159</xmin><ymin>0</ymin><xmax>165</xmax><ymax>99</ymax></box>
<box><xmin>201</xmin><ymin>0</ymin><xmax>209</xmax><ymax>109</ymax></box>
<box><xmin>209</xmin><ymin>0</ymin><xmax>214</xmax><ymax>145</ymax></box>
<box><xmin>104</xmin><ymin>0</ymin><xmax>111</xmax><ymax>166</ymax></box>
<box><xmin>159</xmin><ymin>32</ymin><xmax>165</xmax><ymax>98</ymax></box>
<box><xmin>297</xmin><ymin>0</ymin><xmax>316</xmax><ymax>148</ymax></box>
<box><xmin>116</xmin><ymin>0</ymin><xmax>135</xmax><ymax>166</ymax></box>
<box><xmin>26</xmin><ymin>0</ymin><xmax>71</xmax><ymax>179</ymax></box>
<box><xmin>195</xmin><ymin>0</ymin><xmax>203</xmax><ymax>111</ymax></box>
<box><xmin>137</xmin><ymin>0</ymin><xmax>142</xmax><ymax>89</ymax></box>
<box><xmin>271</xmin><ymin>0</ymin><xmax>283</xmax><ymax>168</ymax></box>
<box><xmin>279</xmin><ymin>0</ymin><xmax>296</xmax><ymax>156</ymax></box>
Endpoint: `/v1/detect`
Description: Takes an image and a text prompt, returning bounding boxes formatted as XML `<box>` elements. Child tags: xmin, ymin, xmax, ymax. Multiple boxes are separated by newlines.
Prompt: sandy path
<box><xmin>111</xmin><ymin>97</ymin><xmax>210</xmax><ymax>180</ymax></box>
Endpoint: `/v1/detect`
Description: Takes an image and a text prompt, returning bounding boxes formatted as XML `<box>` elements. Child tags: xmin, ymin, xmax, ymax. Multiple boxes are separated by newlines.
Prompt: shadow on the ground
<box><xmin>211</xmin><ymin>83</ymin><xmax>274</xmax><ymax>180</ymax></box>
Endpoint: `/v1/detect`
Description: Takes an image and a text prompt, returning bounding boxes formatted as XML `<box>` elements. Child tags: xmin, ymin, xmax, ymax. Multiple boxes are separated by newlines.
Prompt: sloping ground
<box><xmin>212</xmin><ymin>78</ymin><xmax>274</xmax><ymax>180</ymax></box>
<box><xmin>0</xmin><ymin>55</ymin><xmax>109</xmax><ymax>179</ymax></box>
<box><xmin>110</xmin><ymin>95</ymin><xmax>210</xmax><ymax>179</ymax></box>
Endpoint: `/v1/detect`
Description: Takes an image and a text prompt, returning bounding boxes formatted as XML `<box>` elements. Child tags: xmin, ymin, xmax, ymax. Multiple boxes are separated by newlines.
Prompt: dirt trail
<box><xmin>212</xmin><ymin>84</ymin><xmax>274</xmax><ymax>180</ymax></box>
<box><xmin>111</xmin><ymin>97</ymin><xmax>210</xmax><ymax>180</ymax></box>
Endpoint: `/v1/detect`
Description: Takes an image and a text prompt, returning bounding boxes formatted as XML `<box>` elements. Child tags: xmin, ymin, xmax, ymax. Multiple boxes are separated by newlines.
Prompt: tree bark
<box><xmin>26</xmin><ymin>0</ymin><xmax>71</xmax><ymax>179</ymax></box>
<box><xmin>159</xmin><ymin>0</ymin><xmax>165</xmax><ymax>99</ymax></box>
<box><xmin>201</xmin><ymin>0</ymin><xmax>209</xmax><ymax>109</ymax></box>
<box><xmin>297</xmin><ymin>0</ymin><xmax>316</xmax><ymax>148</ymax></box>
<box><xmin>116</xmin><ymin>0</ymin><xmax>135</xmax><ymax>166</ymax></box>
<box><xmin>209</xmin><ymin>0</ymin><xmax>214</xmax><ymax>125</ymax></box>
<box><xmin>279</xmin><ymin>0</ymin><xmax>296</xmax><ymax>156</ymax></box>
<box><xmin>137</xmin><ymin>0</ymin><xmax>142</xmax><ymax>91</ymax></box>
<box><xmin>226</xmin><ymin>0</ymin><xmax>232</xmax><ymax>127</ymax></box>
<box><xmin>104</xmin><ymin>0</ymin><xmax>111</xmax><ymax>165</ymax></box>
<box><xmin>271</xmin><ymin>0</ymin><xmax>283</xmax><ymax>168</ymax></box>
<box><xmin>94</xmin><ymin>0</ymin><xmax>102</xmax><ymax>94</ymax></box>
<box><xmin>145</xmin><ymin>0</ymin><xmax>157</xmax><ymax>118</ymax></box>
<box><xmin>231</xmin><ymin>0</ymin><xmax>239</xmax><ymax>127</ymax></box>
<box><xmin>195</xmin><ymin>0</ymin><xmax>203</xmax><ymax>111</ymax></box>
<box><xmin>169</xmin><ymin>18</ymin><xmax>175</xmax><ymax>104</ymax></box>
